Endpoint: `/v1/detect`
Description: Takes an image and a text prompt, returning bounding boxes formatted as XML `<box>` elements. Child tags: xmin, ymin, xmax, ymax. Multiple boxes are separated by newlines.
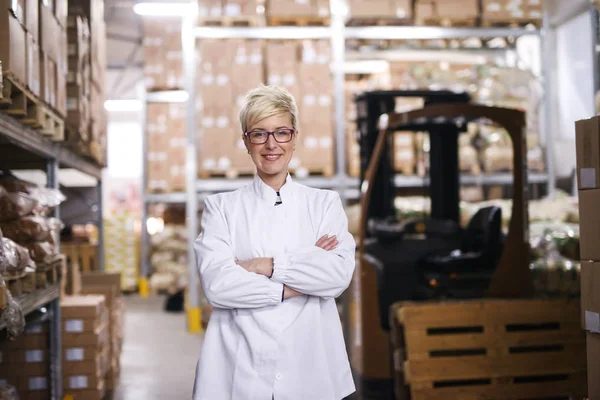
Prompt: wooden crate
<box><xmin>62</xmin><ymin>243</ymin><xmax>99</xmax><ymax>273</ymax></box>
<box><xmin>390</xmin><ymin>298</ymin><xmax>587</xmax><ymax>400</ymax></box>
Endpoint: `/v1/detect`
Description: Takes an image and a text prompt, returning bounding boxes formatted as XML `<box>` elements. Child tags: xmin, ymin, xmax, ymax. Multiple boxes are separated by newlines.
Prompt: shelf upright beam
<box><xmin>46</xmin><ymin>159</ymin><xmax>62</xmax><ymax>400</ymax></box>
<box><xmin>331</xmin><ymin>0</ymin><xmax>348</xmax><ymax>205</ymax></box>
<box><xmin>184</xmin><ymin>11</ymin><xmax>202</xmax><ymax>334</ymax></box>
<box><xmin>541</xmin><ymin>3</ymin><xmax>557</xmax><ymax>196</ymax></box>
<box><xmin>139</xmin><ymin>82</ymin><xmax>151</xmax><ymax>297</ymax></box>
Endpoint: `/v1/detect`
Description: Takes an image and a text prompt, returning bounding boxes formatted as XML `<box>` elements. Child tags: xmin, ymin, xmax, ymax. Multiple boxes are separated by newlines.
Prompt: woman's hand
<box><xmin>316</xmin><ymin>234</ymin><xmax>338</xmax><ymax>251</ymax></box>
<box><xmin>235</xmin><ymin>257</ymin><xmax>273</xmax><ymax>277</ymax></box>
<box><xmin>283</xmin><ymin>285</ymin><xmax>301</xmax><ymax>300</ymax></box>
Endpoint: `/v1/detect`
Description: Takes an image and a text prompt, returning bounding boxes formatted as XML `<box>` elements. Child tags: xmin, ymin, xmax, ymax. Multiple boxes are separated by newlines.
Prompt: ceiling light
<box><xmin>104</xmin><ymin>99</ymin><xmax>143</xmax><ymax>112</ymax></box>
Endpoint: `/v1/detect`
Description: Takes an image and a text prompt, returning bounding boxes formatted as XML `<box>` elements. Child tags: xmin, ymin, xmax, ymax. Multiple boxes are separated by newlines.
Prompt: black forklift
<box><xmin>348</xmin><ymin>91</ymin><xmax>533</xmax><ymax>399</ymax></box>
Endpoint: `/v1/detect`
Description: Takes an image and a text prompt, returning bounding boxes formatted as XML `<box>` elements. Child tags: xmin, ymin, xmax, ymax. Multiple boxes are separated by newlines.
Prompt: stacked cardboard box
<box><xmin>196</xmin><ymin>39</ymin><xmax>238</xmax><ymax>177</ymax></box>
<box><xmin>348</xmin><ymin>0</ymin><xmax>412</xmax><ymax>20</ymax></box>
<box><xmin>481</xmin><ymin>0</ymin><xmax>541</xmax><ymax>25</ymax></box>
<box><xmin>143</xmin><ymin>18</ymin><xmax>183</xmax><ymax>91</ymax></box>
<box><xmin>146</xmin><ymin>102</ymin><xmax>186</xmax><ymax>193</ymax></box>
<box><xmin>575</xmin><ymin>116</ymin><xmax>600</xmax><ymax>399</ymax></box>
<box><xmin>295</xmin><ymin>40</ymin><xmax>334</xmax><ymax>176</ymax></box>
<box><xmin>0</xmin><ymin>323</ymin><xmax>50</xmax><ymax>399</ymax></box>
<box><xmin>68</xmin><ymin>0</ymin><xmax>107</xmax><ymax>166</ymax></box>
<box><xmin>62</xmin><ymin>295</ymin><xmax>109</xmax><ymax>399</ymax></box>
<box><xmin>80</xmin><ymin>272</ymin><xmax>124</xmax><ymax>389</ymax></box>
<box><xmin>198</xmin><ymin>0</ymin><xmax>265</xmax><ymax>20</ymax></box>
<box><xmin>66</xmin><ymin>15</ymin><xmax>91</xmax><ymax>155</ymax></box>
<box><xmin>230</xmin><ymin>39</ymin><xmax>263</xmax><ymax>174</ymax></box>
<box><xmin>415</xmin><ymin>0</ymin><xmax>478</xmax><ymax>23</ymax></box>
<box><xmin>267</xmin><ymin>0</ymin><xmax>330</xmax><ymax>19</ymax></box>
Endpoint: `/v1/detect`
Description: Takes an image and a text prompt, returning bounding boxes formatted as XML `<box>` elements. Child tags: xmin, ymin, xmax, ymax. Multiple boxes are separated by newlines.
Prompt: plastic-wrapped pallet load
<box><xmin>102</xmin><ymin>212</ymin><xmax>139</xmax><ymax>291</ymax></box>
<box><xmin>61</xmin><ymin>295</ymin><xmax>110</xmax><ymax>400</ymax></box>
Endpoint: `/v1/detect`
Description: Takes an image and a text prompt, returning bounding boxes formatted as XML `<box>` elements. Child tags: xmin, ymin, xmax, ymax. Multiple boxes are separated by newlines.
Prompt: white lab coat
<box><xmin>193</xmin><ymin>173</ymin><xmax>356</xmax><ymax>400</ymax></box>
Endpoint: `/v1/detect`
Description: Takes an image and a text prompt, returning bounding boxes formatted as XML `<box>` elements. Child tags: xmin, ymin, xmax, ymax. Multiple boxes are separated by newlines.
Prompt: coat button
<box><xmin>275</xmin><ymin>373</ymin><xmax>282</xmax><ymax>381</ymax></box>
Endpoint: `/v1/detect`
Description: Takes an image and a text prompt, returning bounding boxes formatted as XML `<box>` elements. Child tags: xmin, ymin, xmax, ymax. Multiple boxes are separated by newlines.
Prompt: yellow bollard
<box><xmin>139</xmin><ymin>277</ymin><xmax>150</xmax><ymax>298</ymax></box>
<box><xmin>187</xmin><ymin>307</ymin><xmax>202</xmax><ymax>334</ymax></box>
<box><xmin>63</xmin><ymin>395</ymin><xmax>74</xmax><ymax>400</ymax></box>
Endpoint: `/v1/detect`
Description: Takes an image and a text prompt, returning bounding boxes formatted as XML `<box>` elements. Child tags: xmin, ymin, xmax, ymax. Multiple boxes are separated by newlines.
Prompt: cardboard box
<box><xmin>63</xmin><ymin>323</ymin><xmax>109</xmax><ymax>348</ymax></box>
<box><xmin>55</xmin><ymin>0</ymin><xmax>67</xmax><ymax>27</ymax></box>
<box><xmin>576</xmin><ymin>116</ymin><xmax>600</xmax><ymax>190</ymax></box>
<box><xmin>25</xmin><ymin>0</ymin><xmax>38</xmax><ymax>41</ymax></box>
<box><xmin>0</xmin><ymin>348</ymin><xmax>48</xmax><ymax>365</ymax></box>
<box><xmin>64</xmin><ymin>345</ymin><xmax>101</xmax><ymax>362</ymax></box>
<box><xmin>1</xmin><ymin>0</ymin><xmax>25</xmax><ymax>26</ymax></box>
<box><xmin>40</xmin><ymin>50</ymin><xmax>58</xmax><ymax>106</ymax></box>
<box><xmin>26</xmin><ymin>33</ymin><xmax>40</xmax><ymax>96</ymax></box>
<box><xmin>588</xmin><ymin>332</ymin><xmax>600</xmax><ymax>399</ymax></box>
<box><xmin>61</xmin><ymin>294</ymin><xmax>106</xmax><ymax>319</ymax></box>
<box><xmin>581</xmin><ymin>261</ymin><xmax>600</xmax><ymax>332</ymax></box>
<box><xmin>40</xmin><ymin>4</ymin><xmax>60</xmax><ymax>62</ymax></box>
<box><xmin>267</xmin><ymin>0</ymin><xmax>312</xmax><ymax>17</ymax></box>
<box><xmin>197</xmin><ymin>0</ymin><xmax>222</xmax><ymax>17</ymax></box>
<box><xmin>56</xmin><ymin>62</ymin><xmax>67</xmax><ymax>116</ymax></box>
<box><xmin>578</xmin><ymin>189</ymin><xmax>600</xmax><ymax>261</ymax></box>
<box><xmin>63</xmin><ymin>373</ymin><xmax>103</xmax><ymax>391</ymax></box>
<box><xmin>350</xmin><ymin>0</ymin><xmax>395</xmax><ymax>18</ymax></box>
<box><xmin>0</xmin><ymin>12</ymin><xmax>27</xmax><ymax>84</ymax></box>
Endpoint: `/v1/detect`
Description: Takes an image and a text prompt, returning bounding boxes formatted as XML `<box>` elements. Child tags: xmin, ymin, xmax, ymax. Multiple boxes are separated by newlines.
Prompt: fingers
<box><xmin>316</xmin><ymin>234</ymin><xmax>339</xmax><ymax>251</ymax></box>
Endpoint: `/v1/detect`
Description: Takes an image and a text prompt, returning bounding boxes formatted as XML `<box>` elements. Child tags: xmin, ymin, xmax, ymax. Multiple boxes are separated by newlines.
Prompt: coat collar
<box><xmin>252</xmin><ymin>173</ymin><xmax>295</xmax><ymax>203</ymax></box>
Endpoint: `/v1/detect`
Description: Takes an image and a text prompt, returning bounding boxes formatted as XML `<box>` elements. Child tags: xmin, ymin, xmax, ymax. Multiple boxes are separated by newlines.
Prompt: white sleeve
<box><xmin>194</xmin><ymin>196</ymin><xmax>284</xmax><ymax>309</ymax></box>
<box><xmin>270</xmin><ymin>192</ymin><xmax>356</xmax><ymax>299</ymax></box>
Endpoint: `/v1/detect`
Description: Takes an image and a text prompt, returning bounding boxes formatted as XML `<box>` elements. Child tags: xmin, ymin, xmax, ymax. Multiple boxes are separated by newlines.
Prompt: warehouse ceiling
<box><xmin>105</xmin><ymin>0</ymin><xmax>145</xmax><ymax>101</ymax></box>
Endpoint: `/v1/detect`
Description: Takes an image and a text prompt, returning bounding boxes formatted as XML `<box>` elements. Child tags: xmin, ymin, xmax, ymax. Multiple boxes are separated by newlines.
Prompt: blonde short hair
<box><xmin>239</xmin><ymin>85</ymin><xmax>298</xmax><ymax>133</ymax></box>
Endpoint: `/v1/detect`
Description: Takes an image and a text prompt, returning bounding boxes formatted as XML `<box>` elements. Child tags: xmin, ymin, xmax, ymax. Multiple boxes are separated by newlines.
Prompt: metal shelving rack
<box><xmin>166</xmin><ymin>5</ymin><xmax>556</xmax><ymax>333</ymax></box>
<box><xmin>0</xmin><ymin>112</ymin><xmax>104</xmax><ymax>400</ymax></box>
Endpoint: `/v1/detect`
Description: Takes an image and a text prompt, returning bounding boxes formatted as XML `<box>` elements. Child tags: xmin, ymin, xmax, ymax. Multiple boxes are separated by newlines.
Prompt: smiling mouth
<box><xmin>262</xmin><ymin>155</ymin><xmax>282</xmax><ymax>161</ymax></box>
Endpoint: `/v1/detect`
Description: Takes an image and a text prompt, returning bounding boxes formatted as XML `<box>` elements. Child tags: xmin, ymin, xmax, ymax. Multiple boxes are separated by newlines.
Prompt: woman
<box><xmin>193</xmin><ymin>85</ymin><xmax>356</xmax><ymax>400</ymax></box>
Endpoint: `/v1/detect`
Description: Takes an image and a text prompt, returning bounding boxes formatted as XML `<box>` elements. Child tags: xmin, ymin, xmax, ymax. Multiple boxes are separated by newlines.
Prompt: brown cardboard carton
<box><xmin>197</xmin><ymin>0</ymin><xmax>223</xmax><ymax>17</ymax></box>
<box><xmin>0</xmin><ymin>12</ymin><xmax>27</xmax><ymax>84</ymax></box>
<box><xmin>26</xmin><ymin>33</ymin><xmax>40</xmax><ymax>96</ymax></box>
<box><xmin>578</xmin><ymin>188</ymin><xmax>600</xmax><ymax>261</ymax></box>
<box><xmin>0</xmin><ymin>0</ymin><xmax>25</xmax><ymax>25</ymax></box>
<box><xmin>40</xmin><ymin>4</ymin><xmax>59</xmax><ymax>62</ymax></box>
<box><xmin>588</xmin><ymin>332</ymin><xmax>600</xmax><ymax>398</ymax></box>
<box><xmin>350</xmin><ymin>0</ymin><xmax>394</xmax><ymax>18</ymax></box>
<box><xmin>63</xmin><ymin>373</ymin><xmax>103</xmax><ymax>391</ymax></box>
<box><xmin>581</xmin><ymin>261</ymin><xmax>600</xmax><ymax>332</ymax></box>
<box><xmin>268</xmin><ymin>0</ymin><xmax>312</xmax><ymax>17</ymax></box>
<box><xmin>61</xmin><ymin>295</ymin><xmax>106</xmax><ymax>319</ymax></box>
<box><xmin>63</xmin><ymin>323</ymin><xmax>109</xmax><ymax>348</ymax></box>
<box><xmin>18</xmin><ymin>375</ymin><xmax>49</xmax><ymax>393</ymax></box>
<box><xmin>0</xmin><ymin>348</ymin><xmax>48</xmax><ymax>365</ymax></box>
<box><xmin>56</xmin><ymin>61</ymin><xmax>66</xmax><ymax>116</ymax></box>
<box><xmin>64</xmin><ymin>345</ymin><xmax>100</xmax><ymax>362</ymax></box>
<box><xmin>63</xmin><ymin>355</ymin><xmax>103</xmax><ymax>376</ymax></box>
<box><xmin>55</xmin><ymin>0</ymin><xmax>67</xmax><ymax>27</ymax></box>
<box><xmin>25</xmin><ymin>0</ymin><xmax>38</xmax><ymax>41</ymax></box>
<box><xmin>575</xmin><ymin>116</ymin><xmax>600</xmax><ymax>190</ymax></box>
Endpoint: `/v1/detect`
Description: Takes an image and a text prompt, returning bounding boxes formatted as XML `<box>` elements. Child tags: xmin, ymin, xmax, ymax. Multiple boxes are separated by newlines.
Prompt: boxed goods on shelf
<box><xmin>415</xmin><ymin>0</ymin><xmax>478</xmax><ymax>25</ymax></box>
<box><xmin>0</xmin><ymin>322</ymin><xmax>51</xmax><ymax>397</ymax></box>
<box><xmin>61</xmin><ymin>294</ymin><xmax>109</xmax><ymax>399</ymax></box>
<box><xmin>149</xmin><ymin>225</ymin><xmax>187</xmax><ymax>292</ymax></box>
<box><xmin>80</xmin><ymin>272</ymin><xmax>124</xmax><ymax>389</ymax></box>
<box><xmin>575</xmin><ymin>114</ymin><xmax>600</xmax><ymax>399</ymax></box>
<box><xmin>0</xmin><ymin>6</ymin><xmax>27</xmax><ymax>86</ymax></box>
<box><xmin>348</xmin><ymin>0</ymin><xmax>412</xmax><ymax>21</ymax></box>
<box><xmin>143</xmin><ymin>18</ymin><xmax>183</xmax><ymax>91</ymax></box>
<box><xmin>481</xmin><ymin>0</ymin><xmax>541</xmax><ymax>26</ymax></box>
<box><xmin>146</xmin><ymin>102</ymin><xmax>186</xmax><ymax>193</ymax></box>
<box><xmin>193</xmin><ymin>39</ymin><xmax>335</xmax><ymax>178</ymax></box>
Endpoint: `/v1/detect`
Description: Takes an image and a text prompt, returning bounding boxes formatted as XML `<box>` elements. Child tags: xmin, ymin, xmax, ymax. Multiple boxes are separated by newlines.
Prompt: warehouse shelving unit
<box><xmin>0</xmin><ymin>112</ymin><xmax>104</xmax><ymax>399</ymax></box>
<box><xmin>170</xmin><ymin>4</ymin><xmax>558</xmax><ymax>334</ymax></box>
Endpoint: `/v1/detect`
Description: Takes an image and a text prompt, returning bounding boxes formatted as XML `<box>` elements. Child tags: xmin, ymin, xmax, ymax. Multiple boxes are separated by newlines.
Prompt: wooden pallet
<box><xmin>390</xmin><ymin>298</ymin><xmax>587</xmax><ymax>400</ymax></box>
<box><xmin>35</xmin><ymin>256</ymin><xmax>64</xmax><ymax>289</ymax></box>
<box><xmin>198</xmin><ymin>168</ymin><xmax>256</xmax><ymax>179</ymax></box>
<box><xmin>416</xmin><ymin>17</ymin><xmax>478</xmax><ymax>27</ymax></box>
<box><xmin>268</xmin><ymin>16</ymin><xmax>330</xmax><ymax>26</ymax></box>
<box><xmin>346</xmin><ymin>17</ymin><xmax>412</xmax><ymax>26</ymax></box>
<box><xmin>481</xmin><ymin>19</ymin><xmax>541</xmax><ymax>28</ymax></box>
<box><xmin>3</xmin><ymin>270</ymin><xmax>37</xmax><ymax>297</ymax></box>
<box><xmin>198</xmin><ymin>16</ymin><xmax>265</xmax><ymax>26</ymax></box>
<box><xmin>0</xmin><ymin>74</ymin><xmax>65</xmax><ymax>142</ymax></box>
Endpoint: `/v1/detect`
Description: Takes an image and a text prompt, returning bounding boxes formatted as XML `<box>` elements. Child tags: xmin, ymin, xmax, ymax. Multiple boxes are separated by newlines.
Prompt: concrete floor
<box><xmin>113</xmin><ymin>295</ymin><xmax>203</xmax><ymax>400</ymax></box>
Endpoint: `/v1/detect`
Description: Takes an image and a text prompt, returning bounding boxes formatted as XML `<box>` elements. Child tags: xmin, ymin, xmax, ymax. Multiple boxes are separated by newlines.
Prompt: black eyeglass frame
<box><xmin>244</xmin><ymin>128</ymin><xmax>296</xmax><ymax>144</ymax></box>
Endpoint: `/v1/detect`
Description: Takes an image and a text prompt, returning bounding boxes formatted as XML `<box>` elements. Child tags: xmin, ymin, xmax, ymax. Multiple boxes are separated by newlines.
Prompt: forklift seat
<box><xmin>419</xmin><ymin>206</ymin><xmax>503</xmax><ymax>275</ymax></box>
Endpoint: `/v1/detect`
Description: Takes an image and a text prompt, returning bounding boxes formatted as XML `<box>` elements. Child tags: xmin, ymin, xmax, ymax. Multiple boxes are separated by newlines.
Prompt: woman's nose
<box><xmin>265</xmin><ymin>135</ymin><xmax>277</xmax><ymax>148</ymax></box>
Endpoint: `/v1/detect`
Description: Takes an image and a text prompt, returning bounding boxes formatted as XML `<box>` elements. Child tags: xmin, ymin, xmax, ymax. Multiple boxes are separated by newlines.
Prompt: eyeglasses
<box><xmin>245</xmin><ymin>128</ymin><xmax>295</xmax><ymax>144</ymax></box>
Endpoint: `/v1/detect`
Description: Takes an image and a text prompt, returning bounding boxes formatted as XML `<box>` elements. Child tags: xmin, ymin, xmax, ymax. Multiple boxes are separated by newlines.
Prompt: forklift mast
<box><xmin>354</xmin><ymin>90</ymin><xmax>471</xmax><ymax>224</ymax></box>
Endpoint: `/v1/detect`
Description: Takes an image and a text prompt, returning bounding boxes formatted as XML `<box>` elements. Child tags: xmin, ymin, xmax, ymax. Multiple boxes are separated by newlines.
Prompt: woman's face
<box><xmin>244</xmin><ymin>112</ymin><xmax>296</xmax><ymax>179</ymax></box>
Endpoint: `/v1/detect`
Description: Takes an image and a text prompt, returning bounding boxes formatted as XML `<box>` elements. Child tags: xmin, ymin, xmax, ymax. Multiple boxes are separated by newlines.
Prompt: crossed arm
<box><xmin>194</xmin><ymin>193</ymin><xmax>356</xmax><ymax>310</ymax></box>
